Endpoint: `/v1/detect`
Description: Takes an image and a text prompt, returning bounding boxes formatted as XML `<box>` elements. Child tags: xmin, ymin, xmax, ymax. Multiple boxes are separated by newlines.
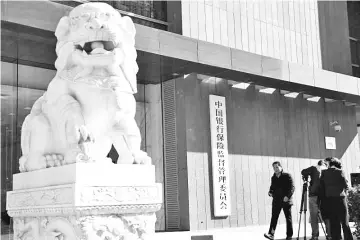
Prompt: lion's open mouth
<box><xmin>75</xmin><ymin>41</ymin><xmax>116</xmax><ymax>55</ymax></box>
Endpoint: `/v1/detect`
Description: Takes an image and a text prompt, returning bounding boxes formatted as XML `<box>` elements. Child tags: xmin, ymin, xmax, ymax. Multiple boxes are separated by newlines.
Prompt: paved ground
<box><xmin>1</xmin><ymin>222</ymin><xmax>357</xmax><ymax>240</ymax></box>
<box><xmin>155</xmin><ymin>222</ymin><xmax>358</xmax><ymax>240</ymax></box>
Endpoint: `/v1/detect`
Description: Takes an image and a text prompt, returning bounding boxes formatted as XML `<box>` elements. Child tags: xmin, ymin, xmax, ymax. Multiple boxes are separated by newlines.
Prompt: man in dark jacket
<box><xmin>264</xmin><ymin>161</ymin><xmax>295</xmax><ymax>240</ymax></box>
<box><xmin>319</xmin><ymin>158</ymin><xmax>353</xmax><ymax>240</ymax></box>
<box><xmin>301</xmin><ymin>160</ymin><xmax>328</xmax><ymax>240</ymax></box>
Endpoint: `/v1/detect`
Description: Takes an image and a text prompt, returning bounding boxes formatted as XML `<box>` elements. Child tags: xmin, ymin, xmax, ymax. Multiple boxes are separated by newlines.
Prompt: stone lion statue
<box><xmin>19</xmin><ymin>2</ymin><xmax>151</xmax><ymax>172</ymax></box>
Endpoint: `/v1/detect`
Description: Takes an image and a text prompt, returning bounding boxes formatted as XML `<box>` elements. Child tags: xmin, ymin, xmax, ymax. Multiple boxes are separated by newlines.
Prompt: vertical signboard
<box><xmin>209</xmin><ymin>95</ymin><xmax>231</xmax><ymax>217</ymax></box>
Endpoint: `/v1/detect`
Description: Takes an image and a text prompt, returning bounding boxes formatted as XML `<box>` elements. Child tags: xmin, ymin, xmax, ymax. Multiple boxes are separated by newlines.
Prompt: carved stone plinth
<box><xmin>7</xmin><ymin>163</ymin><xmax>162</xmax><ymax>240</ymax></box>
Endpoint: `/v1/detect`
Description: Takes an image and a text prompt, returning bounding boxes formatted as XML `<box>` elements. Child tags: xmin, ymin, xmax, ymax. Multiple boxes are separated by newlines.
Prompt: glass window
<box><xmin>353</xmin><ymin>66</ymin><xmax>360</xmax><ymax>78</ymax></box>
<box><xmin>350</xmin><ymin>37</ymin><xmax>360</xmax><ymax>78</ymax></box>
<box><xmin>55</xmin><ymin>0</ymin><xmax>168</xmax><ymax>30</ymax></box>
<box><xmin>350</xmin><ymin>39</ymin><xmax>358</xmax><ymax>65</ymax></box>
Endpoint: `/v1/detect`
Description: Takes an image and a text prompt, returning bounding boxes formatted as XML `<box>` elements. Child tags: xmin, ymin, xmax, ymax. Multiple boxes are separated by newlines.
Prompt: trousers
<box><xmin>268</xmin><ymin>200</ymin><xmax>293</xmax><ymax>237</ymax></box>
<box><xmin>309</xmin><ymin>196</ymin><xmax>320</xmax><ymax>237</ymax></box>
<box><xmin>328</xmin><ymin>197</ymin><xmax>353</xmax><ymax>240</ymax></box>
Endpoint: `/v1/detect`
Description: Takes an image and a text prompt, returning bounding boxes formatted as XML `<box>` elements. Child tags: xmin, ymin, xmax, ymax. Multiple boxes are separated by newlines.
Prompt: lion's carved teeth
<box><xmin>82</xmin><ymin>50</ymin><xmax>87</xmax><ymax>56</ymax></box>
<box><xmin>79</xmin><ymin>41</ymin><xmax>85</xmax><ymax>48</ymax></box>
<box><xmin>91</xmin><ymin>48</ymin><xmax>107</xmax><ymax>55</ymax></box>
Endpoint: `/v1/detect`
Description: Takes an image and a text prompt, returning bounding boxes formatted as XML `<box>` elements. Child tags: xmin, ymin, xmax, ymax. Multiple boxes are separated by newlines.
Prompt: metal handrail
<box><xmin>69</xmin><ymin>0</ymin><xmax>169</xmax><ymax>26</ymax></box>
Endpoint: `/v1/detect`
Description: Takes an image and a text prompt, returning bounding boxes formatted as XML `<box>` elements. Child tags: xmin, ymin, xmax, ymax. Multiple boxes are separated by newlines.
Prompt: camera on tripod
<box><xmin>297</xmin><ymin>173</ymin><xmax>329</xmax><ymax>240</ymax></box>
<box><xmin>302</xmin><ymin>174</ymin><xmax>309</xmax><ymax>183</ymax></box>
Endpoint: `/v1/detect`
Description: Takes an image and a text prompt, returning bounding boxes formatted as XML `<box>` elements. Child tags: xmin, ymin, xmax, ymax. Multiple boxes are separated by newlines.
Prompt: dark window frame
<box><xmin>350</xmin><ymin>37</ymin><xmax>360</xmax><ymax>77</ymax></box>
<box><xmin>52</xmin><ymin>0</ymin><xmax>169</xmax><ymax>31</ymax></box>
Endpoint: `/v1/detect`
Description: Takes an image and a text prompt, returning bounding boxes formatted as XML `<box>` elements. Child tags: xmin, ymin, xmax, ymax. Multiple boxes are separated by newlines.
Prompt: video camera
<box><xmin>302</xmin><ymin>174</ymin><xmax>309</xmax><ymax>183</ymax></box>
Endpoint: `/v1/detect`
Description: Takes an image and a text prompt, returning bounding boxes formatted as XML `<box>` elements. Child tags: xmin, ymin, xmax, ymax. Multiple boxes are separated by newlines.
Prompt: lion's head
<box><xmin>54</xmin><ymin>2</ymin><xmax>138</xmax><ymax>93</ymax></box>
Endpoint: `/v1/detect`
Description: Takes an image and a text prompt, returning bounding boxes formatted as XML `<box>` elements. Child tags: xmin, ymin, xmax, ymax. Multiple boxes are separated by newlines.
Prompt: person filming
<box><xmin>301</xmin><ymin>160</ymin><xmax>328</xmax><ymax>240</ymax></box>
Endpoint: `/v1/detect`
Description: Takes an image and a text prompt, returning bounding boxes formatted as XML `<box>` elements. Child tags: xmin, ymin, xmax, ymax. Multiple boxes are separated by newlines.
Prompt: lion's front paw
<box><xmin>22</xmin><ymin>155</ymin><xmax>47</xmax><ymax>172</ymax></box>
<box><xmin>134</xmin><ymin>152</ymin><xmax>152</xmax><ymax>165</ymax></box>
<box><xmin>45</xmin><ymin>154</ymin><xmax>65</xmax><ymax>168</ymax></box>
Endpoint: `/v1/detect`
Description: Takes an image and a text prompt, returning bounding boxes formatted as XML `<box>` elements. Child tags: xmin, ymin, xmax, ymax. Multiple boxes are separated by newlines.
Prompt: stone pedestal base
<box><xmin>7</xmin><ymin>163</ymin><xmax>162</xmax><ymax>240</ymax></box>
<box><xmin>12</xmin><ymin>213</ymin><xmax>156</xmax><ymax>240</ymax></box>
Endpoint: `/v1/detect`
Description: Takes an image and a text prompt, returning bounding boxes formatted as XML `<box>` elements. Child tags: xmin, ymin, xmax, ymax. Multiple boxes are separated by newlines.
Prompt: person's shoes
<box><xmin>285</xmin><ymin>237</ymin><xmax>292</xmax><ymax>240</ymax></box>
<box><xmin>309</xmin><ymin>237</ymin><xmax>319</xmax><ymax>240</ymax></box>
<box><xmin>264</xmin><ymin>233</ymin><xmax>274</xmax><ymax>240</ymax></box>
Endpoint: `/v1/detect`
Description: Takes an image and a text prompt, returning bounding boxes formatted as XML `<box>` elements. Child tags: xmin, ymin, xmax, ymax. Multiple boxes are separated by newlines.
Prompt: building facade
<box><xmin>1</xmin><ymin>0</ymin><xmax>360</xmax><ymax>237</ymax></box>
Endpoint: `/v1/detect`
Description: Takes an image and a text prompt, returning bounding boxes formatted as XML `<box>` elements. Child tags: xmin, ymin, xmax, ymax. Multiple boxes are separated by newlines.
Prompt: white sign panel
<box><xmin>325</xmin><ymin>136</ymin><xmax>336</xmax><ymax>150</ymax></box>
<box><xmin>209</xmin><ymin>95</ymin><xmax>231</xmax><ymax>217</ymax></box>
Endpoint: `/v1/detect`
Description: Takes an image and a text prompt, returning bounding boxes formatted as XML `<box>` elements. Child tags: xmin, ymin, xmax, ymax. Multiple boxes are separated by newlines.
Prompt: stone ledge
<box><xmin>13</xmin><ymin>163</ymin><xmax>156</xmax><ymax>190</ymax></box>
<box><xmin>8</xmin><ymin>204</ymin><xmax>162</xmax><ymax>217</ymax></box>
<box><xmin>7</xmin><ymin>184</ymin><xmax>162</xmax><ymax>210</ymax></box>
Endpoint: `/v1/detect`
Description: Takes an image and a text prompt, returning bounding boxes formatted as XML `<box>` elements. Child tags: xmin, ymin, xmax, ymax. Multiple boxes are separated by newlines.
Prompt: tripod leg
<box><xmin>297</xmin><ymin>182</ymin><xmax>308</xmax><ymax>240</ymax></box>
<box><xmin>297</xmin><ymin>190</ymin><xmax>306</xmax><ymax>240</ymax></box>
<box><xmin>304</xmin><ymin>192</ymin><xmax>308</xmax><ymax>240</ymax></box>
<box><xmin>304</xmin><ymin>211</ymin><xmax>307</xmax><ymax>240</ymax></box>
<box><xmin>318</xmin><ymin>213</ymin><xmax>329</xmax><ymax>239</ymax></box>
<box><xmin>297</xmin><ymin>212</ymin><xmax>303</xmax><ymax>240</ymax></box>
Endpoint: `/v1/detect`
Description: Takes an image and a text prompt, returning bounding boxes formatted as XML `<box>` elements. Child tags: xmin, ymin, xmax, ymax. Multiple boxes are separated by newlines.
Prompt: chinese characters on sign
<box><xmin>209</xmin><ymin>95</ymin><xmax>231</xmax><ymax>217</ymax></box>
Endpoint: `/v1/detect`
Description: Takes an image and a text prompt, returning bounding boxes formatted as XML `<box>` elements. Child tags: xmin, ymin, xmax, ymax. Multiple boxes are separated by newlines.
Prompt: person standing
<box><xmin>320</xmin><ymin>158</ymin><xmax>353</xmax><ymax>240</ymax></box>
<box><xmin>264</xmin><ymin>161</ymin><xmax>295</xmax><ymax>240</ymax></box>
<box><xmin>320</xmin><ymin>157</ymin><xmax>335</xmax><ymax>239</ymax></box>
<box><xmin>301</xmin><ymin>160</ymin><xmax>328</xmax><ymax>240</ymax></box>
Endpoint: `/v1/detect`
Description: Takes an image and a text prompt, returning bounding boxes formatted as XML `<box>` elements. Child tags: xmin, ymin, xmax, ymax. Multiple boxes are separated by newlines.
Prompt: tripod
<box><xmin>297</xmin><ymin>178</ymin><xmax>330</xmax><ymax>240</ymax></box>
<box><xmin>317</xmin><ymin>209</ymin><xmax>330</xmax><ymax>240</ymax></box>
<box><xmin>297</xmin><ymin>180</ymin><xmax>309</xmax><ymax>240</ymax></box>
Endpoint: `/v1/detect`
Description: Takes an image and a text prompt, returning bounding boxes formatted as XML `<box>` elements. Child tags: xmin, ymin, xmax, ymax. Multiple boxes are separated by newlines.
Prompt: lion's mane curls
<box><xmin>53</xmin><ymin>3</ymin><xmax>138</xmax><ymax>93</ymax></box>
